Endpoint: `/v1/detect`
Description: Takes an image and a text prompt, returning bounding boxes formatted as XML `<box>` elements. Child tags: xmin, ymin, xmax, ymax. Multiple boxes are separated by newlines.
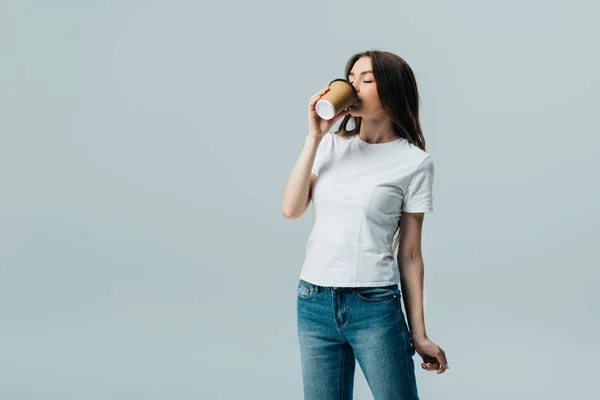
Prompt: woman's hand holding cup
<box><xmin>308</xmin><ymin>84</ymin><xmax>350</xmax><ymax>139</ymax></box>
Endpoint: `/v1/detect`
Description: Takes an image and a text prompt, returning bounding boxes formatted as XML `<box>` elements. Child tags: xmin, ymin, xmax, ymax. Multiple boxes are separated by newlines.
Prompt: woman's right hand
<box><xmin>308</xmin><ymin>84</ymin><xmax>351</xmax><ymax>139</ymax></box>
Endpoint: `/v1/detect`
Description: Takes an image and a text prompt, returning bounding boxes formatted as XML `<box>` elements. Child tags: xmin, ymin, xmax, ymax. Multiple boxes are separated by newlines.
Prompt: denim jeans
<box><xmin>296</xmin><ymin>279</ymin><xmax>419</xmax><ymax>400</ymax></box>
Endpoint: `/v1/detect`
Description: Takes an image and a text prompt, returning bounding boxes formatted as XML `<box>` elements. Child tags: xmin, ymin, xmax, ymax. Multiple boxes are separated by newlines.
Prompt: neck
<box><xmin>357</xmin><ymin>115</ymin><xmax>397</xmax><ymax>144</ymax></box>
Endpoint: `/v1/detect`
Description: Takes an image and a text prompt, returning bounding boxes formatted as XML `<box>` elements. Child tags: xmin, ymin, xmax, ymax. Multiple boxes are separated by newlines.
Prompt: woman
<box><xmin>282</xmin><ymin>50</ymin><xmax>448</xmax><ymax>399</ymax></box>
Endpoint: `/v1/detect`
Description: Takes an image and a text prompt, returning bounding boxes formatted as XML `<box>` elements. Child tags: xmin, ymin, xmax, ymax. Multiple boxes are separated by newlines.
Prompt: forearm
<box><xmin>398</xmin><ymin>255</ymin><xmax>427</xmax><ymax>340</ymax></box>
<box><xmin>281</xmin><ymin>134</ymin><xmax>322</xmax><ymax>218</ymax></box>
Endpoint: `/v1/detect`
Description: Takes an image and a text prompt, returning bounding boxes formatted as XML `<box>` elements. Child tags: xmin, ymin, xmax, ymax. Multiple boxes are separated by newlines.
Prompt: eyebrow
<box><xmin>348</xmin><ymin>70</ymin><xmax>373</xmax><ymax>76</ymax></box>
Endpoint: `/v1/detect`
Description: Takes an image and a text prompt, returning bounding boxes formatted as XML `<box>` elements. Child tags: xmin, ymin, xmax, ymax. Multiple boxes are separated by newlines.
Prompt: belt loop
<box><xmin>315</xmin><ymin>285</ymin><xmax>320</xmax><ymax>294</ymax></box>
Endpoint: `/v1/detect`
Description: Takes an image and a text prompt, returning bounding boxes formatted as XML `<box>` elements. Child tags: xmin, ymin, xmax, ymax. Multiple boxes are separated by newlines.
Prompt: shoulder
<box><xmin>416</xmin><ymin>155</ymin><xmax>434</xmax><ymax>172</ymax></box>
<box><xmin>399</xmin><ymin>141</ymin><xmax>433</xmax><ymax>169</ymax></box>
<box><xmin>404</xmin><ymin>140</ymin><xmax>431</xmax><ymax>158</ymax></box>
<box><xmin>320</xmin><ymin>130</ymin><xmax>346</xmax><ymax>147</ymax></box>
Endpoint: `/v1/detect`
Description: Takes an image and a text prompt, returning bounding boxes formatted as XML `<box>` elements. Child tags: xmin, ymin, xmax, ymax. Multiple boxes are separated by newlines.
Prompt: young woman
<box><xmin>282</xmin><ymin>50</ymin><xmax>448</xmax><ymax>399</ymax></box>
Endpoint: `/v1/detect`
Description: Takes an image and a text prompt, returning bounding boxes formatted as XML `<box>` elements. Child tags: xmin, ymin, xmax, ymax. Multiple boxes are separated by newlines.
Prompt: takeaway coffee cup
<box><xmin>315</xmin><ymin>78</ymin><xmax>358</xmax><ymax>120</ymax></box>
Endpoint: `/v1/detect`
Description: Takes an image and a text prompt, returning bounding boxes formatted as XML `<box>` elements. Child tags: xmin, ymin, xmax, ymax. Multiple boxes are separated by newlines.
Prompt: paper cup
<box><xmin>315</xmin><ymin>78</ymin><xmax>358</xmax><ymax>120</ymax></box>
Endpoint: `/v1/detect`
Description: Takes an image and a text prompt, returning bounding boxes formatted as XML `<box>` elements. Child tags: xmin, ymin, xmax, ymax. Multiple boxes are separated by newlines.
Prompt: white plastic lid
<box><xmin>315</xmin><ymin>99</ymin><xmax>335</xmax><ymax>120</ymax></box>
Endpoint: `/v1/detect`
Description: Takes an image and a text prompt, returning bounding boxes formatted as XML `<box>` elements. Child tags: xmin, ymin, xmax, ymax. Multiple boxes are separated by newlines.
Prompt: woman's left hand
<box><xmin>411</xmin><ymin>336</ymin><xmax>449</xmax><ymax>374</ymax></box>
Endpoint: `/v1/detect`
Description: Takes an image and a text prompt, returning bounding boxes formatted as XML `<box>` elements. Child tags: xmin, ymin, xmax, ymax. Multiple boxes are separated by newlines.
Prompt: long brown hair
<box><xmin>334</xmin><ymin>50</ymin><xmax>427</xmax><ymax>255</ymax></box>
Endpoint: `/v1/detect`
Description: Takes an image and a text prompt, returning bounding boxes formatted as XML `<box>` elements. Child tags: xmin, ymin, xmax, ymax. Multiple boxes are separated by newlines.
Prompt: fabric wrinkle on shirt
<box><xmin>299</xmin><ymin>130</ymin><xmax>435</xmax><ymax>288</ymax></box>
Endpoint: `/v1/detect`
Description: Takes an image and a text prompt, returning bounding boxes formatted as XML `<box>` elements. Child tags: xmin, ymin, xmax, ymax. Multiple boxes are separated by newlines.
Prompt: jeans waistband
<box><xmin>301</xmin><ymin>279</ymin><xmax>396</xmax><ymax>295</ymax></box>
<box><xmin>300</xmin><ymin>279</ymin><xmax>347</xmax><ymax>294</ymax></box>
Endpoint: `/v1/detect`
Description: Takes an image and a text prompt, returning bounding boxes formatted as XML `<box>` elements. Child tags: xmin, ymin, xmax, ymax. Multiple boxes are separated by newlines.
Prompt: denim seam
<box><xmin>355</xmin><ymin>292</ymin><xmax>397</xmax><ymax>303</ymax></box>
<box><xmin>402</xmin><ymin>333</ymin><xmax>418</xmax><ymax>399</ymax></box>
<box><xmin>298</xmin><ymin>281</ymin><xmax>313</xmax><ymax>300</ymax></box>
<box><xmin>355</xmin><ymin>287</ymin><xmax>399</xmax><ymax>303</ymax></box>
<box><xmin>340</xmin><ymin>347</ymin><xmax>346</xmax><ymax>400</ymax></box>
<box><xmin>332</xmin><ymin>293</ymin><xmax>349</xmax><ymax>342</ymax></box>
<box><xmin>297</xmin><ymin>291</ymin><xmax>311</xmax><ymax>300</ymax></box>
<box><xmin>396</xmin><ymin>297</ymin><xmax>418</xmax><ymax>399</ymax></box>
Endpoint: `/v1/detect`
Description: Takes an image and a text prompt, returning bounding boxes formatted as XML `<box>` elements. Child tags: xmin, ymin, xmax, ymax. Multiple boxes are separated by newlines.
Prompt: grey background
<box><xmin>1</xmin><ymin>0</ymin><xmax>598</xmax><ymax>398</ymax></box>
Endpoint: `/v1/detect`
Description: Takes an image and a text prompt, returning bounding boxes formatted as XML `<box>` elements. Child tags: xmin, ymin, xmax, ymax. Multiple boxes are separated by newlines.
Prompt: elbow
<box><xmin>397</xmin><ymin>247</ymin><xmax>423</xmax><ymax>263</ymax></box>
<box><xmin>282</xmin><ymin>205</ymin><xmax>309</xmax><ymax>219</ymax></box>
<box><xmin>282</xmin><ymin>200</ymin><xmax>309</xmax><ymax>220</ymax></box>
<box><xmin>282</xmin><ymin>208</ymin><xmax>300</xmax><ymax>220</ymax></box>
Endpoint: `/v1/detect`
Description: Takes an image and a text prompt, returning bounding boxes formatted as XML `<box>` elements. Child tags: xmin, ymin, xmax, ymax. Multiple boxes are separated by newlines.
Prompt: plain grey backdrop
<box><xmin>1</xmin><ymin>0</ymin><xmax>598</xmax><ymax>398</ymax></box>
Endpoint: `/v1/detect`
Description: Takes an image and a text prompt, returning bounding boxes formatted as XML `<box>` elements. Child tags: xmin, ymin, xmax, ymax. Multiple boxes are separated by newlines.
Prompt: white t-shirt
<box><xmin>299</xmin><ymin>130</ymin><xmax>435</xmax><ymax>287</ymax></box>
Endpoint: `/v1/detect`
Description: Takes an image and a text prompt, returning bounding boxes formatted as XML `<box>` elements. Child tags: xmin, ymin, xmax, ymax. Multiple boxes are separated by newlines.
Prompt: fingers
<box><xmin>434</xmin><ymin>347</ymin><xmax>448</xmax><ymax>370</ymax></box>
<box><xmin>311</xmin><ymin>85</ymin><xmax>329</xmax><ymax>98</ymax></box>
<box><xmin>421</xmin><ymin>361</ymin><xmax>446</xmax><ymax>374</ymax></box>
<box><xmin>439</xmin><ymin>348</ymin><xmax>449</xmax><ymax>369</ymax></box>
<box><xmin>309</xmin><ymin>84</ymin><xmax>330</xmax><ymax>104</ymax></box>
<box><xmin>421</xmin><ymin>361</ymin><xmax>439</xmax><ymax>371</ymax></box>
<box><xmin>309</xmin><ymin>85</ymin><xmax>331</xmax><ymax>120</ymax></box>
<box><xmin>420</xmin><ymin>351</ymin><xmax>449</xmax><ymax>374</ymax></box>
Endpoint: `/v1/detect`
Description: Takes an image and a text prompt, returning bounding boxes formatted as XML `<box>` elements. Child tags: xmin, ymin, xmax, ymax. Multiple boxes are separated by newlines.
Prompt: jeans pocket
<box><xmin>297</xmin><ymin>279</ymin><xmax>314</xmax><ymax>300</ymax></box>
<box><xmin>355</xmin><ymin>285</ymin><xmax>399</xmax><ymax>303</ymax></box>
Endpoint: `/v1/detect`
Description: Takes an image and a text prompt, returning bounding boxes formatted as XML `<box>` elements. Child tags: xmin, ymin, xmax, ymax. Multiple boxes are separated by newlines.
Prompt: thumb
<box><xmin>435</xmin><ymin>352</ymin><xmax>448</xmax><ymax>369</ymax></box>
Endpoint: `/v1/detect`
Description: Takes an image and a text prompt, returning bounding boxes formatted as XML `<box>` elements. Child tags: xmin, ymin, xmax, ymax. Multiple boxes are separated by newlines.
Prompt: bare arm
<box><xmin>282</xmin><ymin>83</ymin><xmax>351</xmax><ymax>219</ymax></box>
<box><xmin>397</xmin><ymin>212</ymin><xmax>427</xmax><ymax>340</ymax></box>
<box><xmin>281</xmin><ymin>135</ymin><xmax>322</xmax><ymax>219</ymax></box>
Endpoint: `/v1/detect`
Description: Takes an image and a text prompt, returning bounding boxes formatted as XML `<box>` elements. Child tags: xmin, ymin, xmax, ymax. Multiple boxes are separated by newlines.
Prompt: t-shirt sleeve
<box><xmin>311</xmin><ymin>132</ymin><xmax>333</xmax><ymax>177</ymax></box>
<box><xmin>402</xmin><ymin>156</ymin><xmax>435</xmax><ymax>213</ymax></box>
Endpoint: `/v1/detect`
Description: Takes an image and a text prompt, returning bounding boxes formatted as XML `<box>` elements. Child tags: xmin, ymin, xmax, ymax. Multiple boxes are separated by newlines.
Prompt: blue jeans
<box><xmin>296</xmin><ymin>279</ymin><xmax>419</xmax><ymax>400</ymax></box>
